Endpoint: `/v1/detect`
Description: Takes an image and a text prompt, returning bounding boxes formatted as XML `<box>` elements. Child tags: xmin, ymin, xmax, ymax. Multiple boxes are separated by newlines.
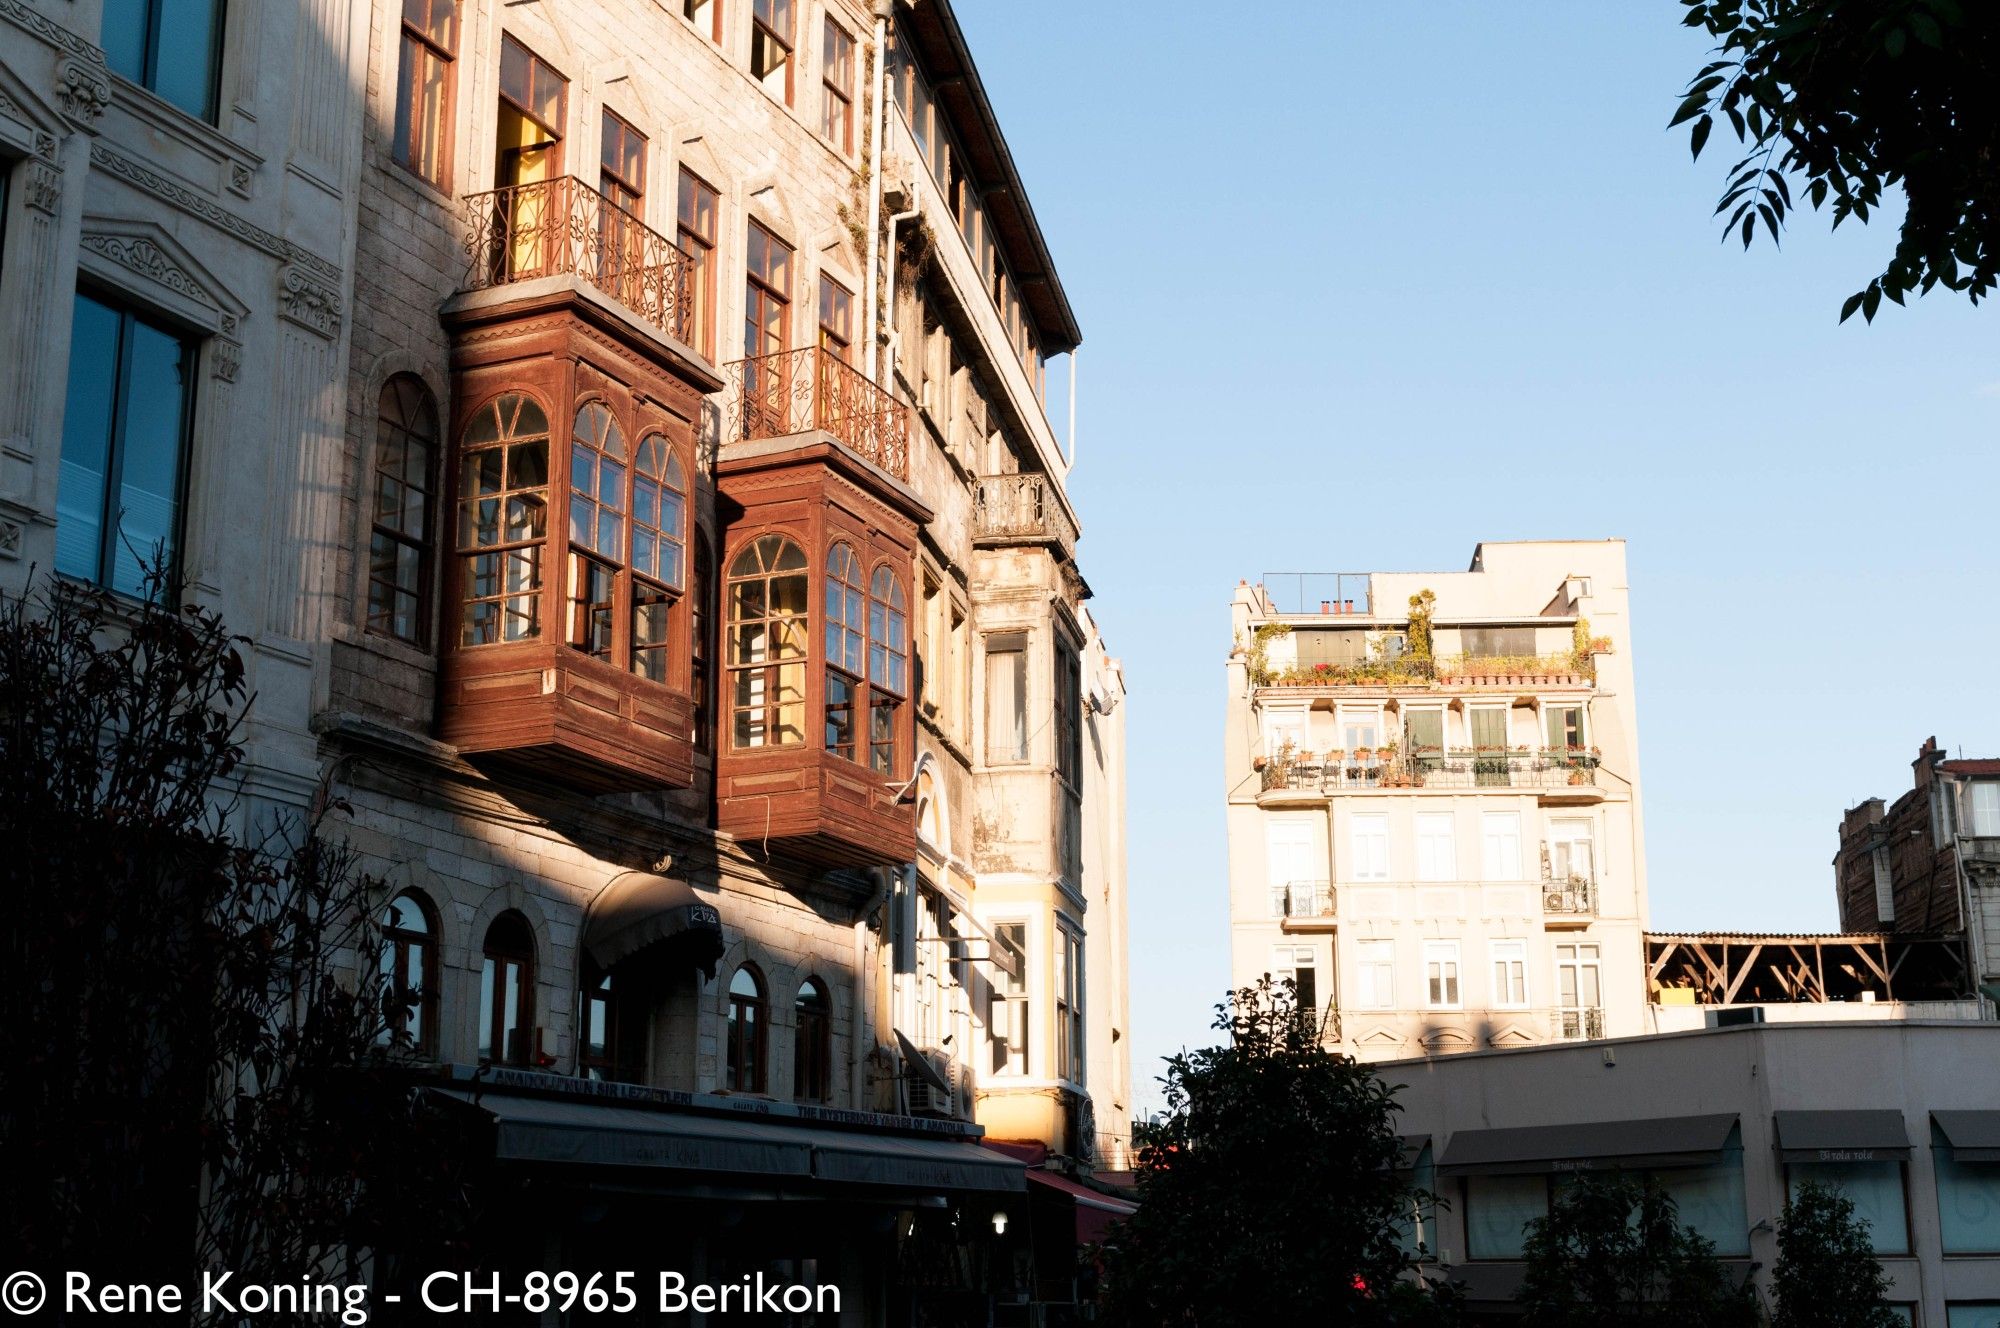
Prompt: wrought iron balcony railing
<box><xmin>1269</xmin><ymin>879</ymin><xmax>1335</xmax><ymax>921</ymax></box>
<box><xmin>461</xmin><ymin>175</ymin><xmax>696</xmax><ymax>345</ymax></box>
<box><xmin>1541</xmin><ymin>874</ymin><xmax>1597</xmax><ymax>915</ymax></box>
<box><xmin>1261</xmin><ymin>748</ymin><xmax>1600</xmax><ymax>794</ymax></box>
<box><xmin>725</xmin><ymin>345</ymin><xmax>911</xmax><ymax>482</ymax></box>
<box><xmin>1553</xmin><ymin>1006</ymin><xmax>1606</xmax><ymax>1041</ymax></box>
<box><xmin>971</xmin><ymin>473</ymin><xmax>1078</xmax><ymax>559</ymax></box>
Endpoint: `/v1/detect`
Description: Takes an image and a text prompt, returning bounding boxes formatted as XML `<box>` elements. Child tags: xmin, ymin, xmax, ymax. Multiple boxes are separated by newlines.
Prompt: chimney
<box><xmin>1319</xmin><ymin>599</ymin><xmax>1331</xmax><ymax>614</ymax></box>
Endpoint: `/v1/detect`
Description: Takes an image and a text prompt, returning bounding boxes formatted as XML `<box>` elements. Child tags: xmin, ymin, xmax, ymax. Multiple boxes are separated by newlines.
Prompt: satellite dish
<box><xmin>894</xmin><ymin>1028</ymin><xmax>951</xmax><ymax>1094</ymax></box>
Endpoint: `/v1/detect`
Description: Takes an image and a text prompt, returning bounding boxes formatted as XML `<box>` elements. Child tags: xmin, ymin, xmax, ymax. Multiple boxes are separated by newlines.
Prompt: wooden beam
<box><xmin>1723</xmin><ymin>944</ymin><xmax>1764</xmax><ymax>1004</ymax></box>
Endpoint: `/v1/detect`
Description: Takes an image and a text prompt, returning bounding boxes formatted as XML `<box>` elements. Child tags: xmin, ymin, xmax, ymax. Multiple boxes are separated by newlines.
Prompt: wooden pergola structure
<box><xmin>1646</xmin><ymin>931</ymin><xmax>1971</xmax><ymax>1005</ymax></box>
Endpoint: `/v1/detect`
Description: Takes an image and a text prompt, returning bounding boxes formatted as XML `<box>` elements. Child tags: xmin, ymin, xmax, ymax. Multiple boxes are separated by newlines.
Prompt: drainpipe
<box><xmin>853</xmin><ymin>867</ymin><xmax>896</xmax><ymax>1109</ymax></box>
<box><xmin>882</xmin><ymin>203</ymin><xmax>923</xmax><ymax>392</ymax></box>
<box><xmin>862</xmin><ymin>1</ymin><xmax>892</xmax><ymax>384</ymax></box>
<box><xmin>1063</xmin><ymin>348</ymin><xmax>1078</xmax><ymax>473</ymax></box>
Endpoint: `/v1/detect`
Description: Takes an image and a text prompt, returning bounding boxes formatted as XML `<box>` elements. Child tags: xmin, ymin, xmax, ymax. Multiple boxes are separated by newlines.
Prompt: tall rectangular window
<box><xmin>496</xmin><ymin>35</ymin><xmax>566</xmax><ymax>189</ymax></box>
<box><xmin>1481</xmin><ymin>812</ymin><xmax>1522</xmax><ymax>880</ymax></box>
<box><xmin>1356</xmin><ymin>940</ymin><xmax>1394</xmax><ymax>1010</ymax></box>
<box><xmin>1556</xmin><ymin>942</ymin><xmax>1602</xmax><ymax>1038</ymax></box>
<box><xmin>744</xmin><ymin>221</ymin><xmax>792</xmax><ymax>358</ymax></box>
<box><xmin>984</xmin><ymin>633</ymin><xmax>1027</xmax><ymax>764</ymax></box>
<box><xmin>820</xmin><ymin>17</ymin><xmax>855</xmax><ymax>152</ymax></box>
<box><xmin>750</xmin><ymin>0</ymin><xmax>795</xmax><ymax>105</ymax></box>
<box><xmin>1273</xmin><ymin>944</ymin><xmax>1317</xmax><ymax>1014</ymax></box>
<box><xmin>393</xmin><ymin>0</ymin><xmax>456</xmax><ymax>186</ymax></box>
<box><xmin>1490</xmin><ymin>939</ymin><xmax>1528</xmax><ymax>1008</ymax></box>
<box><xmin>1546</xmin><ymin>703</ymin><xmax>1584</xmax><ymax>751</ymax></box>
<box><xmin>818</xmin><ymin>274</ymin><xmax>853</xmax><ymax>362</ymax></box>
<box><xmin>1349</xmin><ymin>813</ymin><xmax>1389</xmax><ymax>882</ymax></box>
<box><xmin>1415</xmin><ymin>812</ymin><xmax>1456</xmax><ymax>882</ymax></box>
<box><xmin>990</xmin><ymin>922</ymin><xmax>1028</xmax><ymax>1077</ymax></box>
<box><xmin>1055</xmin><ymin>637</ymin><xmax>1082</xmax><ymax>789</ymax></box>
<box><xmin>684</xmin><ymin>0</ymin><xmax>723</xmax><ymax>43</ymax></box>
<box><xmin>1265</xmin><ymin>819</ymin><xmax>1318</xmax><ymax>919</ymax></box>
<box><xmin>1971</xmin><ymin>782</ymin><xmax>2000</xmax><ymax>837</ymax></box>
<box><xmin>103</xmin><ymin>0</ymin><xmax>226</xmax><ymax>122</ymax></box>
<box><xmin>1056</xmin><ymin>925</ymin><xmax>1083</xmax><ymax>1083</ymax></box>
<box><xmin>599</xmin><ymin>109</ymin><xmax>646</xmax><ymax>213</ymax></box>
<box><xmin>56</xmin><ymin>292</ymin><xmax>196</xmax><ymax>598</ymax></box>
<box><xmin>1788</xmin><ymin>1161</ymin><xmax>1910</xmax><ymax>1254</ymax></box>
<box><xmin>676</xmin><ymin>169</ymin><xmax>719</xmax><ymax>359</ymax></box>
<box><xmin>1467</xmin><ymin>1175</ymin><xmax>1547</xmax><ymax>1259</ymax></box>
<box><xmin>1549</xmin><ymin>819</ymin><xmax>1594</xmax><ymax>882</ymax></box>
<box><xmin>367</xmin><ymin>376</ymin><xmax>439</xmax><ymax>645</ymax></box>
<box><xmin>1937</xmin><ymin>1125</ymin><xmax>2000</xmax><ymax>1254</ymax></box>
<box><xmin>1423</xmin><ymin>942</ymin><xmax>1461</xmax><ymax>1009</ymax></box>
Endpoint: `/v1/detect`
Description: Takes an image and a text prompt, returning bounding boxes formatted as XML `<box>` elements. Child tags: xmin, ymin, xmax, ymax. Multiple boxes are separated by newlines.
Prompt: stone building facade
<box><xmin>0</xmin><ymin>0</ymin><xmax>1127</xmax><ymax>1317</ymax></box>
<box><xmin>1223</xmin><ymin>540</ymin><xmax>1650</xmax><ymax>1060</ymax></box>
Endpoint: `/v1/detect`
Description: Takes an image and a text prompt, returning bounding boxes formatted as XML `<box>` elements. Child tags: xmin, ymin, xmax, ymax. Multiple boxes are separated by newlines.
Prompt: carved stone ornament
<box><xmin>277</xmin><ymin>265</ymin><xmax>342</xmax><ymax>339</ymax></box>
<box><xmin>211</xmin><ymin>338</ymin><xmax>242</xmax><ymax>383</ymax></box>
<box><xmin>23</xmin><ymin>159</ymin><xmax>60</xmax><ymax>215</ymax></box>
<box><xmin>55</xmin><ymin>60</ymin><xmax>111</xmax><ymax>126</ymax></box>
<box><xmin>79</xmin><ymin>233</ymin><xmax>207</xmax><ymax>304</ymax></box>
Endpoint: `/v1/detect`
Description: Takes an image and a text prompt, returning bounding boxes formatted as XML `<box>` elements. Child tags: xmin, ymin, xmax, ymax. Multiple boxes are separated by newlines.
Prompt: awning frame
<box><xmin>1437</xmin><ymin>1114</ymin><xmax>1740</xmax><ymax>1178</ymax></box>
<box><xmin>1772</xmin><ymin>1110</ymin><xmax>1911</xmax><ymax>1163</ymax></box>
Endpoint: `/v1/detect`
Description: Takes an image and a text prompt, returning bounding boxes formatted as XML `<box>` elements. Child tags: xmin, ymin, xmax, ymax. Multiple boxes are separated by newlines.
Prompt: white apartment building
<box><xmin>1224</xmin><ymin>540</ymin><xmax>1649</xmax><ymax>1059</ymax></box>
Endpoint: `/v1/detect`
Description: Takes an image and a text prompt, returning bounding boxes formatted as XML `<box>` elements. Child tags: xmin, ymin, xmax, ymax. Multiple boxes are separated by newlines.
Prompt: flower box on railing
<box><xmin>461</xmin><ymin>175</ymin><xmax>696</xmax><ymax>346</ymax></box>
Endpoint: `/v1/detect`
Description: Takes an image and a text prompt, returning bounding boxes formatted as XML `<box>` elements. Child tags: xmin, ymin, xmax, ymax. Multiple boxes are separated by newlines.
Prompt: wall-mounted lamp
<box><xmin>991</xmin><ymin>1211</ymin><xmax>1009</xmax><ymax>1236</ymax></box>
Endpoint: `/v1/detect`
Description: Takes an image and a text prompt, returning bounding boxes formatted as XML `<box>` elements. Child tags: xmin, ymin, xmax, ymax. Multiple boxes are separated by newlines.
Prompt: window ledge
<box><xmin>107</xmin><ymin>73</ymin><xmax>262</xmax><ymax>191</ymax></box>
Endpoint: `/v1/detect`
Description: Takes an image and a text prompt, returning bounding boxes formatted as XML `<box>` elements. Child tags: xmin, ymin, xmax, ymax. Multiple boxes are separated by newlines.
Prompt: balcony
<box><xmin>726</xmin><ymin>346</ymin><xmax>911</xmax><ymax>483</ymax></box>
<box><xmin>971</xmin><ymin>473</ymin><xmax>1078</xmax><ymax>559</ymax></box>
<box><xmin>1251</xmin><ymin>653</ymin><xmax>1594</xmax><ymax>690</ymax></box>
<box><xmin>461</xmin><ymin>176</ymin><xmax>697</xmax><ymax>347</ymax></box>
<box><xmin>1259</xmin><ymin>749</ymin><xmax>1601</xmax><ymax>800</ymax></box>
<box><xmin>1541</xmin><ymin>874</ymin><xmax>1597</xmax><ymax>921</ymax></box>
<box><xmin>1553</xmin><ymin>1007</ymin><xmax>1606</xmax><ymax>1041</ymax></box>
<box><xmin>1271</xmin><ymin>880</ymin><xmax>1336</xmax><ymax>932</ymax></box>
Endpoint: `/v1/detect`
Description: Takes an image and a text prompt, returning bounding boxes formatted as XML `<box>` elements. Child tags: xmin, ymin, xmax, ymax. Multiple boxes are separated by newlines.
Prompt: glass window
<box><xmin>1971</xmin><ymin>782</ymin><xmax>2000</xmax><ymax>837</ymax></box>
<box><xmin>820</xmin><ymin>18</ymin><xmax>855</xmax><ymax>152</ymax></box>
<box><xmin>1054</xmin><ymin>636</ymin><xmax>1081</xmax><ymax>789</ymax></box>
<box><xmin>1659</xmin><ymin>1146</ymin><xmax>1750</xmax><ymax>1255</ymax></box>
<box><xmin>727</xmin><ymin>965</ymin><xmax>767</xmax><ymax>1092</ymax></box>
<box><xmin>1937</xmin><ymin>1126</ymin><xmax>2000</xmax><ymax>1254</ymax></box>
<box><xmin>1490</xmin><ymin>939</ymin><xmax>1528</xmax><ymax>1008</ymax></box>
<box><xmin>691</xmin><ymin>534</ymin><xmax>715</xmax><ymax>747</ymax></box>
<box><xmin>1547</xmin><ymin>703</ymin><xmax>1584</xmax><ymax>752</ymax></box>
<box><xmin>1265</xmin><ymin>818</ymin><xmax>1318</xmax><ymax>919</ymax></box>
<box><xmin>456</xmin><ymin>393</ymin><xmax>549</xmax><ymax>646</ymax></box>
<box><xmin>750</xmin><ymin>0</ymin><xmax>795</xmax><ymax>103</ymax></box>
<box><xmin>579</xmin><ymin>966</ymin><xmax>640</xmax><ymax>1084</ymax></box>
<box><xmin>727</xmin><ymin>534</ymin><xmax>808</xmax><ymax>749</ymax></box>
<box><xmin>1466</xmin><ymin>1174</ymin><xmax>1546</xmax><ymax>1259</ymax></box>
<box><xmin>628</xmin><ymin>436</ymin><xmax>685</xmax><ymax>684</ymax></box>
<box><xmin>55</xmin><ymin>291</ymin><xmax>196</xmax><ymax>599</ymax></box>
<box><xmin>1356</xmin><ymin>939</ymin><xmax>1394</xmax><ymax>1010</ymax></box>
<box><xmin>496</xmin><ymin>35</ymin><xmax>566</xmax><ymax>188</ymax></box>
<box><xmin>103</xmin><ymin>0</ymin><xmax>226</xmax><ymax>122</ymax></box>
<box><xmin>1423</xmin><ymin>941</ymin><xmax>1460</xmax><ymax>1009</ymax></box>
<box><xmin>1789</xmin><ymin>1161</ymin><xmax>1910</xmax><ymax>1255</ymax></box>
<box><xmin>1550</xmin><ymin>819</ymin><xmax>1594</xmax><ymax>883</ymax></box>
<box><xmin>1950</xmin><ymin>1307</ymin><xmax>2000</xmax><ymax>1328</ymax></box>
<box><xmin>818</xmin><ymin>274</ymin><xmax>853</xmax><ymax>362</ymax></box>
<box><xmin>1481</xmin><ymin>811</ymin><xmax>1522</xmax><ymax>880</ymax></box>
<box><xmin>1272</xmin><ymin>943</ymin><xmax>1317</xmax><ymax>1014</ymax></box>
<box><xmin>1056</xmin><ymin>925</ymin><xmax>1084</xmax><ymax>1083</ymax></box>
<box><xmin>984</xmin><ymin>634</ymin><xmax>1027</xmax><ymax>764</ymax></box>
<box><xmin>564</xmin><ymin>401</ymin><xmax>626</xmax><ymax>662</ymax></box>
<box><xmin>1555</xmin><ymin>943</ymin><xmax>1603</xmax><ymax>1039</ymax></box>
<box><xmin>599</xmin><ymin>109</ymin><xmax>645</xmax><ymax>213</ymax></box>
<box><xmin>991</xmin><ymin>922</ymin><xmax>1029</xmax><ymax>1076</ymax></box>
<box><xmin>394</xmin><ymin>0</ymin><xmax>457</xmax><ymax>185</ymax></box>
<box><xmin>824</xmin><ymin>541</ymin><xmax>864</xmax><ymax>762</ymax></box>
<box><xmin>794</xmin><ymin>978</ymin><xmax>831</xmax><ymax>1102</ymax></box>
<box><xmin>479</xmin><ymin>912</ymin><xmax>535</xmax><ymax>1066</ymax></box>
<box><xmin>869</xmin><ymin>565</ymin><xmax>908</xmax><ymax>777</ymax></box>
<box><xmin>1396</xmin><ymin>1143</ymin><xmax>1438</xmax><ymax>1259</ymax></box>
<box><xmin>1415</xmin><ymin>812</ymin><xmax>1456</xmax><ymax>882</ymax></box>
<box><xmin>1349</xmin><ymin>813</ymin><xmax>1389</xmax><ymax>882</ymax></box>
<box><xmin>676</xmin><ymin>170</ymin><xmax>719</xmax><ymax>359</ymax></box>
<box><xmin>685</xmin><ymin>0</ymin><xmax>722</xmax><ymax>43</ymax></box>
<box><xmin>368</xmin><ymin>375</ymin><xmax>438</xmax><ymax>646</ymax></box>
<box><xmin>744</xmin><ymin>222</ymin><xmax>793</xmax><ymax>362</ymax></box>
<box><xmin>1463</xmin><ymin>626</ymin><xmax>1537</xmax><ymax>657</ymax></box>
<box><xmin>378</xmin><ymin>892</ymin><xmax>437</xmax><ymax>1053</ymax></box>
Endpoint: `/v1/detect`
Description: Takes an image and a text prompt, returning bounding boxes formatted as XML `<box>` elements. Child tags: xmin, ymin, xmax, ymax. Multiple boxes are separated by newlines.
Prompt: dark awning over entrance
<box><xmin>1772</xmin><ymin>1110</ymin><xmax>1910</xmax><ymax>1162</ymax></box>
<box><xmin>1933</xmin><ymin>1111</ymin><xmax>2000</xmax><ymax>1162</ymax></box>
<box><xmin>583</xmin><ymin>873</ymin><xmax>724</xmax><ymax>976</ymax></box>
<box><xmin>1437</xmin><ymin>1114</ymin><xmax>1739</xmax><ymax>1177</ymax></box>
<box><xmin>433</xmin><ymin>1089</ymin><xmax>1025</xmax><ymax>1193</ymax></box>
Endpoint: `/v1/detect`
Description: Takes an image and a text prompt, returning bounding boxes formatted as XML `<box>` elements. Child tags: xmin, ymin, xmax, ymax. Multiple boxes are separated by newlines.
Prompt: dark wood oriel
<box><xmin>436</xmin><ymin>283</ymin><xmax>719</xmax><ymax>792</ymax></box>
<box><xmin>713</xmin><ymin>433</ymin><xmax>932</xmax><ymax>868</ymax></box>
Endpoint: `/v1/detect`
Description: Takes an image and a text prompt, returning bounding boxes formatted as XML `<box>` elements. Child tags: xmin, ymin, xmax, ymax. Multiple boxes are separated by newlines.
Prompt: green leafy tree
<box><xmin>1674</xmin><ymin>0</ymin><xmax>2000</xmax><ymax>320</ymax></box>
<box><xmin>1518</xmin><ymin>1172</ymin><xmax>1757</xmax><ymax>1327</ymax></box>
<box><xmin>1773</xmin><ymin>1180</ymin><xmax>1902</xmax><ymax>1328</ymax></box>
<box><xmin>1098</xmin><ymin>977</ymin><xmax>1458</xmax><ymax>1327</ymax></box>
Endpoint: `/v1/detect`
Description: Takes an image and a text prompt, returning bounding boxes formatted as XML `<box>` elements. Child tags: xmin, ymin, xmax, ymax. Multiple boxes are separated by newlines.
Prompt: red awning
<box><xmin>1027</xmin><ymin>1168</ymin><xmax>1137</xmax><ymax>1246</ymax></box>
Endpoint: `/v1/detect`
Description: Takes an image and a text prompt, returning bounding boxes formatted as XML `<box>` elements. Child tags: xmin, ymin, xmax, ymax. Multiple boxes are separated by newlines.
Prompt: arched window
<box><xmin>691</xmin><ymin>532</ymin><xmax>714</xmax><ymax>749</ymax></box>
<box><xmin>629</xmin><ymin>435</ymin><xmax>686</xmax><ymax>683</ymax></box>
<box><xmin>457</xmin><ymin>393</ymin><xmax>549</xmax><ymax>646</ymax></box>
<box><xmin>567</xmin><ymin>401</ymin><xmax>626</xmax><ymax>661</ymax></box>
<box><xmin>379</xmin><ymin>891</ymin><xmax>438</xmax><ymax>1053</ymax></box>
<box><xmin>480</xmin><ymin>911</ymin><xmax>536</xmax><ymax>1066</ymax></box>
<box><xmin>824</xmin><ymin>541</ymin><xmax>865</xmax><ymax>761</ymax></box>
<box><xmin>794</xmin><ymin>977</ymin><xmax>831</xmax><ymax>1102</ymax></box>
<box><xmin>368</xmin><ymin>375</ymin><xmax>439</xmax><ymax>647</ymax></box>
<box><xmin>580</xmin><ymin>964</ymin><xmax>641</xmax><ymax>1084</ymax></box>
<box><xmin>726</xmin><ymin>965</ymin><xmax>767</xmax><ymax>1092</ymax></box>
<box><xmin>868</xmin><ymin>565</ymin><xmax>909</xmax><ymax>775</ymax></box>
<box><xmin>727</xmin><ymin>535</ymin><xmax>808</xmax><ymax>749</ymax></box>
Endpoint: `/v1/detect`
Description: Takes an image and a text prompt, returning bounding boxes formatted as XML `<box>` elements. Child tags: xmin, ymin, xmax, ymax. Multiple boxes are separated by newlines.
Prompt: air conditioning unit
<box><xmin>908</xmin><ymin>1056</ymin><xmax>955</xmax><ymax>1118</ymax></box>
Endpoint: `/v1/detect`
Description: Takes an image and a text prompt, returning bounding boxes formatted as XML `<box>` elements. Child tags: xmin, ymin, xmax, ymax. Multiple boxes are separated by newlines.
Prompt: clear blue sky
<box><xmin>956</xmin><ymin>1</ymin><xmax>2000</xmax><ymax>1116</ymax></box>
